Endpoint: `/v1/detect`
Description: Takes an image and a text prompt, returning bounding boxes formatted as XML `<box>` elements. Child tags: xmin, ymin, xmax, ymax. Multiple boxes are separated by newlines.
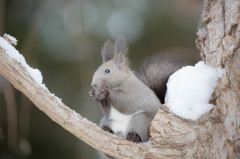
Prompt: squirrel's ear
<box><xmin>114</xmin><ymin>36</ymin><xmax>128</xmax><ymax>55</ymax></box>
<box><xmin>113</xmin><ymin>36</ymin><xmax>129</xmax><ymax>70</ymax></box>
<box><xmin>101</xmin><ymin>41</ymin><xmax>114</xmax><ymax>63</ymax></box>
<box><xmin>114</xmin><ymin>53</ymin><xmax>128</xmax><ymax>70</ymax></box>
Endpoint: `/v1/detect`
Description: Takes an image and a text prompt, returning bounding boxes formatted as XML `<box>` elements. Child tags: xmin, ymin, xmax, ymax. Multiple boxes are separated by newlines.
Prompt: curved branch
<box><xmin>0</xmin><ymin>36</ymin><xmax>184</xmax><ymax>158</ymax></box>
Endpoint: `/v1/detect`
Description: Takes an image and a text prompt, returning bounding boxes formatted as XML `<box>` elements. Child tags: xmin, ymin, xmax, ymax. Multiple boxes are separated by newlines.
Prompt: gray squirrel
<box><xmin>89</xmin><ymin>36</ymin><xmax>186</xmax><ymax>157</ymax></box>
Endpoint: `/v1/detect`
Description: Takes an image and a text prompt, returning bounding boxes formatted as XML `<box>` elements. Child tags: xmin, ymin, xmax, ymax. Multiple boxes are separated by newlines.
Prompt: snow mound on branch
<box><xmin>165</xmin><ymin>61</ymin><xmax>224</xmax><ymax>120</ymax></box>
<box><xmin>0</xmin><ymin>34</ymin><xmax>63</xmax><ymax>103</ymax></box>
<box><xmin>3</xmin><ymin>33</ymin><xmax>18</xmax><ymax>46</ymax></box>
<box><xmin>0</xmin><ymin>34</ymin><xmax>43</xmax><ymax>85</ymax></box>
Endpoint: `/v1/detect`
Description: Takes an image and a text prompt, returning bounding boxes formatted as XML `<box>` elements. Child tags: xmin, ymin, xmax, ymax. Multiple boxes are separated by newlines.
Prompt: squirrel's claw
<box><xmin>102</xmin><ymin>126</ymin><xmax>114</xmax><ymax>134</ymax></box>
<box><xmin>126</xmin><ymin>132</ymin><xmax>142</xmax><ymax>143</ymax></box>
<box><xmin>89</xmin><ymin>90</ymin><xmax>97</xmax><ymax>101</ymax></box>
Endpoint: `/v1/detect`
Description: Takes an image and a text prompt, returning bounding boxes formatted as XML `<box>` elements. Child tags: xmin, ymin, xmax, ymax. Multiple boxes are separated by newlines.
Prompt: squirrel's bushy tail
<box><xmin>137</xmin><ymin>54</ymin><xmax>186</xmax><ymax>103</ymax></box>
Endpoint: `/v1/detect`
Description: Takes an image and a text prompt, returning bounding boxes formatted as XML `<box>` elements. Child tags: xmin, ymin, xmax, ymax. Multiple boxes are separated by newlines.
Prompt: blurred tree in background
<box><xmin>0</xmin><ymin>0</ymin><xmax>202</xmax><ymax>158</ymax></box>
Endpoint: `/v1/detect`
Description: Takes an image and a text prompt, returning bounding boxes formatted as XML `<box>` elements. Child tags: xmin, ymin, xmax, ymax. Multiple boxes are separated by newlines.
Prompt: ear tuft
<box><xmin>101</xmin><ymin>40</ymin><xmax>114</xmax><ymax>63</ymax></box>
<box><xmin>114</xmin><ymin>36</ymin><xmax>128</xmax><ymax>55</ymax></box>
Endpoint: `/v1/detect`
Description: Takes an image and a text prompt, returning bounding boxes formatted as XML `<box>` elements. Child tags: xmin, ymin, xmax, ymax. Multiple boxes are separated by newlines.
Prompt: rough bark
<box><xmin>195</xmin><ymin>0</ymin><xmax>240</xmax><ymax>158</ymax></box>
<box><xmin>0</xmin><ymin>0</ymin><xmax>240</xmax><ymax>158</ymax></box>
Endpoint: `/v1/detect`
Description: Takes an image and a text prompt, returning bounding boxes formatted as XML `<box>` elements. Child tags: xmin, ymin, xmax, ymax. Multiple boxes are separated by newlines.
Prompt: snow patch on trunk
<box><xmin>165</xmin><ymin>61</ymin><xmax>224</xmax><ymax>120</ymax></box>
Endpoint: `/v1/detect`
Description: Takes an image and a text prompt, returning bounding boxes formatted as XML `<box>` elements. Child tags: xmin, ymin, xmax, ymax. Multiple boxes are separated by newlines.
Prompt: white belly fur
<box><xmin>109</xmin><ymin>107</ymin><xmax>144</xmax><ymax>135</ymax></box>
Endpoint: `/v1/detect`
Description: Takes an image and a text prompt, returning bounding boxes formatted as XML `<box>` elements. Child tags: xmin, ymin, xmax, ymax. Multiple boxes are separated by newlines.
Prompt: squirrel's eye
<box><xmin>104</xmin><ymin>69</ymin><xmax>110</xmax><ymax>74</ymax></box>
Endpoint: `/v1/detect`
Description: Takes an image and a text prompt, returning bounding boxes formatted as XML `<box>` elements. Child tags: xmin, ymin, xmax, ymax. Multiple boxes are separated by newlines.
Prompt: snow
<box><xmin>143</xmin><ymin>140</ymin><xmax>151</xmax><ymax>145</ymax></box>
<box><xmin>0</xmin><ymin>35</ymin><xmax>43</xmax><ymax>85</ymax></box>
<box><xmin>165</xmin><ymin>61</ymin><xmax>224</xmax><ymax>120</ymax></box>
<box><xmin>0</xmin><ymin>34</ymin><xmax>87</xmax><ymax>123</ymax></box>
<box><xmin>0</xmin><ymin>34</ymin><xmax>65</xmax><ymax>105</ymax></box>
<box><xmin>73</xmin><ymin>111</ymin><xmax>80</xmax><ymax>121</ymax></box>
<box><xmin>4</xmin><ymin>33</ymin><xmax>17</xmax><ymax>45</ymax></box>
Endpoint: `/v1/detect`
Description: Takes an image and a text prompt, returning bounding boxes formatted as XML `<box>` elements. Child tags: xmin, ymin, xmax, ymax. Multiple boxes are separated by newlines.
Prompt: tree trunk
<box><xmin>0</xmin><ymin>0</ymin><xmax>239</xmax><ymax>158</ymax></box>
<box><xmin>152</xmin><ymin>0</ymin><xmax>240</xmax><ymax>158</ymax></box>
<box><xmin>196</xmin><ymin>0</ymin><xmax>240</xmax><ymax>158</ymax></box>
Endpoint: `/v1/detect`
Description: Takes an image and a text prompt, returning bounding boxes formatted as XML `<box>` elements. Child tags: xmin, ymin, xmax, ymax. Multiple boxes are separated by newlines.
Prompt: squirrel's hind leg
<box><xmin>126</xmin><ymin>112</ymin><xmax>152</xmax><ymax>142</ymax></box>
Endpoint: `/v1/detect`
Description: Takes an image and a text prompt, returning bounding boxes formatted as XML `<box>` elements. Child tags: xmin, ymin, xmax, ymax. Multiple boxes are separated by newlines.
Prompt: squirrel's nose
<box><xmin>91</xmin><ymin>82</ymin><xmax>97</xmax><ymax>88</ymax></box>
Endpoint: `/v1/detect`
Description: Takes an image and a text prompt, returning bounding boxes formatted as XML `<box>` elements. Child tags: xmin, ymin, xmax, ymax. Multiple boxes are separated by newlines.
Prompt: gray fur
<box><xmin>108</xmin><ymin>74</ymin><xmax>160</xmax><ymax>115</ymax></box>
<box><xmin>137</xmin><ymin>54</ymin><xmax>187</xmax><ymax>103</ymax></box>
<box><xmin>114</xmin><ymin>53</ymin><xmax>125</xmax><ymax>70</ymax></box>
<box><xmin>126</xmin><ymin>112</ymin><xmax>152</xmax><ymax>142</ymax></box>
<box><xmin>99</xmin><ymin>99</ymin><xmax>111</xmax><ymax>117</ymax></box>
<box><xmin>114</xmin><ymin>36</ymin><xmax>128</xmax><ymax>55</ymax></box>
<box><xmin>113</xmin><ymin>36</ymin><xmax>129</xmax><ymax>70</ymax></box>
<box><xmin>99</xmin><ymin>115</ymin><xmax>111</xmax><ymax>128</ymax></box>
<box><xmin>101</xmin><ymin>41</ymin><xmax>114</xmax><ymax>63</ymax></box>
<box><xmin>89</xmin><ymin>88</ymin><xmax>111</xmax><ymax>117</ymax></box>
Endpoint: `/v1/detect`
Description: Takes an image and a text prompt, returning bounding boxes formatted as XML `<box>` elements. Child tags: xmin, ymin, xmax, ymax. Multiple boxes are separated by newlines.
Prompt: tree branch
<box><xmin>0</xmin><ymin>36</ymin><xmax>184</xmax><ymax>158</ymax></box>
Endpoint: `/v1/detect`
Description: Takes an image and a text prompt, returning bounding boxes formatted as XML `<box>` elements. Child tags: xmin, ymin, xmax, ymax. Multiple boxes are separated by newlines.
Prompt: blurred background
<box><xmin>0</xmin><ymin>0</ymin><xmax>202</xmax><ymax>158</ymax></box>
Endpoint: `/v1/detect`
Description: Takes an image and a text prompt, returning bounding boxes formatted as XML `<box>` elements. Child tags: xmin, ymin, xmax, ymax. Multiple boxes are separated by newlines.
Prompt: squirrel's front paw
<box><xmin>89</xmin><ymin>87</ymin><xmax>108</xmax><ymax>101</ymax></box>
<box><xmin>89</xmin><ymin>89</ymin><xmax>97</xmax><ymax>101</ymax></box>
<box><xmin>95</xmin><ymin>87</ymin><xmax>108</xmax><ymax>101</ymax></box>
<box><xmin>102</xmin><ymin>126</ymin><xmax>114</xmax><ymax>134</ymax></box>
<box><xmin>126</xmin><ymin>132</ymin><xmax>142</xmax><ymax>143</ymax></box>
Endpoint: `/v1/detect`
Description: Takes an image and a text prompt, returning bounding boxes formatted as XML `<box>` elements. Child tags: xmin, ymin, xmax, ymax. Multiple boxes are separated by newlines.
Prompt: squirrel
<box><xmin>89</xmin><ymin>36</ymin><xmax>186</xmax><ymax>158</ymax></box>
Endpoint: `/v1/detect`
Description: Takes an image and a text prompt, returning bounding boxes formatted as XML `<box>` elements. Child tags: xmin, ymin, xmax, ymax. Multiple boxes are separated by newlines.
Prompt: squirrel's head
<box><xmin>91</xmin><ymin>36</ymin><xmax>131</xmax><ymax>89</ymax></box>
